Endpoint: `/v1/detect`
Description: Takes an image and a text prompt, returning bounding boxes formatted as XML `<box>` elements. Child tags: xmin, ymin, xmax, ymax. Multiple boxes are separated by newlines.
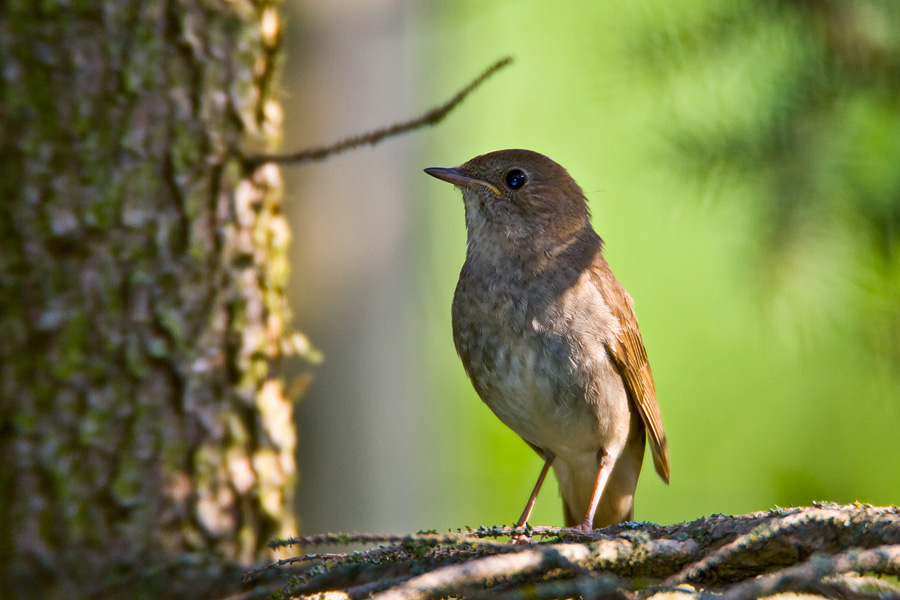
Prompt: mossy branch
<box><xmin>246</xmin><ymin>504</ymin><xmax>900</xmax><ymax>599</ymax></box>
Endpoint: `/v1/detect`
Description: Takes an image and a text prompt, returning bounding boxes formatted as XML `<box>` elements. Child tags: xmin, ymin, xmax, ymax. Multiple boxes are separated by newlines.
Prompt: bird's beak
<box><xmin>424</xmin><ymin>167</ymin><xmax>501</xmax><ymax>196</ymax></box>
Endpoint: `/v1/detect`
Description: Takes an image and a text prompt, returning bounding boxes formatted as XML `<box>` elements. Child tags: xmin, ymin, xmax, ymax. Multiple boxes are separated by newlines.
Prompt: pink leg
<box><xmin>514</xmin><ymin>452</ymin><xmax>555</xmax><ymax>527</ymax></box>
<box><xmin>575</xmin><ymin>454</ymin><xmax>614</xmax><ymax>532</ymax></box>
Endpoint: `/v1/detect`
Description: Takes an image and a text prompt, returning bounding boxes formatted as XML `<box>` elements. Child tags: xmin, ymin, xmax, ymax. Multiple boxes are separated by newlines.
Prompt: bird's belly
<box><xmin>461</xmin><ymin>330</ymin><xmax>627</xmax><ymax>460</ymax></box>
<box><xmin>487</xmin><ymin>383</ymin><xmax>598</xmax><ymax>459</ymax></box>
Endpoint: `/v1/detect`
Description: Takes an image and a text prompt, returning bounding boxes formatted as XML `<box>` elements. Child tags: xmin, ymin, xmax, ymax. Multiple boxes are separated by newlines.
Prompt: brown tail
<box><xmin>556</xmin><ymin>427</ymin><xmax>644</xmax><ymax>529</ymax></box>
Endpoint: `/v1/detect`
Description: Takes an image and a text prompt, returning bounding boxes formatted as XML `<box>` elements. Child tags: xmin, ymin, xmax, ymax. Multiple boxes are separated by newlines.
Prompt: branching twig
<box><xmin>246</xmin><ymin>56</ymin><xmax>512</xmax><ymax>168</ymax></box>
<box><xmin>664</xmin><ymin>506</ymin><xmax>835</xmax><ymax>585</ymax></box>
<box><xmin>721</xmin><ymin>544</ymin><xmax>900</xmax><ymax>600</ymax></box>
<box><xmin>666</xmin><ymin>503</ymin><xmax>900</xmax><ymax>586</ymax></box>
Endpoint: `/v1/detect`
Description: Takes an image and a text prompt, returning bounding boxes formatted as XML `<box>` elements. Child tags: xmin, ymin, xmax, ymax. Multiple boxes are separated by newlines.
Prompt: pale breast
<box><xmin>452</xmin><ymin>267</ymin><xmax>631</xmax><ymax>461</ymax></box>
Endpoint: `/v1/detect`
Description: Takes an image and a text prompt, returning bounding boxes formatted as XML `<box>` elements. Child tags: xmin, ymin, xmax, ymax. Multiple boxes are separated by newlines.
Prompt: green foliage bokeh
<box><xmin>418</xmin><ymin>0</ymin><xmax>900</xmax><ymax>529</ymax></box>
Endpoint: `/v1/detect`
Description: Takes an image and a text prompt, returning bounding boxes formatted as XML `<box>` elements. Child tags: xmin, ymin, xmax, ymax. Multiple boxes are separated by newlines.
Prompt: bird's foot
<box><xmin>510</xmin><ymin>522</ymin><xmax>535</xmax><ymax>544</ymax></box>
<box><xmin>572</xmin><ymin>519</ymin><xmax>593</xmax><ymax>533</ymax></box>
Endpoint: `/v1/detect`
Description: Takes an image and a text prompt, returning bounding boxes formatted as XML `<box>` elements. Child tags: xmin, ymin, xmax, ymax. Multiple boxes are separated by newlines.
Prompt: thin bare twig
<box><xmin>243</xmin><ymin>552</ymin><xmax>348</xmax><ymax>581</ymax></box>
<box><xmin>247</xmin><ymin>56</ymin><xmax>513</xmax><ymax>167</ymax></box>
<box><xmin>268</xmin><ymin>527</ymin><xmax>529</xmax><ymax>551</ymax></box>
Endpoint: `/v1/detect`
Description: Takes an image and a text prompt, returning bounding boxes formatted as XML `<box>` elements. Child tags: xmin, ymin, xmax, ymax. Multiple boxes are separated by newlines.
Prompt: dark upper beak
<box><xmin>424</xmin><ymin>167</ymin><xmax>470</xmax><ymax>186</ymax></box>
<box><xmin>424</xmin><ymin>167</ymin><xmax>500</xmax><ymax>195</ymax></box>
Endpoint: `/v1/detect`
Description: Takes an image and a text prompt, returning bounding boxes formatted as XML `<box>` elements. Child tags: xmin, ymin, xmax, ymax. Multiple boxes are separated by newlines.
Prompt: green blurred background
<box><xmin>282</xmin><ymin>0</ymin><xmax>900</xmax><ymax>534</ymax></box>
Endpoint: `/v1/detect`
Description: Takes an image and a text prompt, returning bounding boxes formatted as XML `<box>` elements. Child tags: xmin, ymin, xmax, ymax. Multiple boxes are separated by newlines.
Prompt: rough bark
<box><xmin>251</xmin><ymin>504</ymin><xmax>900</xmax><ymax>599</ymax></box>
<box><xmin>0</xmin><ymin>1</ymin><xmax>299</xmax><ymax>597</ymax></box>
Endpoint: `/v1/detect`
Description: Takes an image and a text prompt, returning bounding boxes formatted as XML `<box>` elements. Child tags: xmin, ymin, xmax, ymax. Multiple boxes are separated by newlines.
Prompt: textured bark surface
<box><xmin>0</xmin><ymin>1</ymin><xmax>298</xmax><ymax>597</ymax></box>
<box><xmin>253</xmin><ymin>504</ymin><xmax>900</xmax><ymax>599</ymax></box>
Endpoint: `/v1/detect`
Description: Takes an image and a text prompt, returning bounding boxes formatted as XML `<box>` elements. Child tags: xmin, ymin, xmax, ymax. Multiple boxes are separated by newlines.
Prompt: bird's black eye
<box><xmin>504</xmin><ymin>169</ymin><xmax>527</xmax><ymax>190</ymax></box>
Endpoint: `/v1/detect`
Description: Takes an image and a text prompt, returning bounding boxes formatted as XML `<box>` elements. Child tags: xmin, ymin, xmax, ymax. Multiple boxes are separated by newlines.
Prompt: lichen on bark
<box><xmin>0</xmin><ymin>1</ymin><xmax>301</xmax><ymax>596</ymax></box>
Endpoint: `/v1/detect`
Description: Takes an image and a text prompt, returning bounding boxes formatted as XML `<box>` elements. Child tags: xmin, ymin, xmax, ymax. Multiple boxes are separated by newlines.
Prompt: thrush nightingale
<box><xmin>424</xmin><ymin>149</ymin><xmax>669</xmax><ymax>531</ymax></box>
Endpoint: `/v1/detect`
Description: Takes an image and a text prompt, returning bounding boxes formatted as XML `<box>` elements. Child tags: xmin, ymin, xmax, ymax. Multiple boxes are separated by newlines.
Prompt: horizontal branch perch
<box><xmin>253</xmin><ymin>504</ymin><xmax>900</xmax><ymax>599</ymax></box>
<box><xmin>371</xmin><ymin>544</ymin><xmax>592</xmax><ymax>600</ymax></box>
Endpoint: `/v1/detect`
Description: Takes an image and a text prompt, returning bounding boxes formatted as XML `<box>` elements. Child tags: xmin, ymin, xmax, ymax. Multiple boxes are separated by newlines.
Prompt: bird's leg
<box><xmin>515</xmin><ymin>451</ymin><xmax>554</xmax><ymax>527</ymax></box>
<box><xmin>575</xmin><ymin>453</ymin><xmax>615</xmax><ymax>532</ymax></box>
<box><xmin>510</xmin><ymin>451</ymin><xmax>554</xmax><ymax>544</ymax></box>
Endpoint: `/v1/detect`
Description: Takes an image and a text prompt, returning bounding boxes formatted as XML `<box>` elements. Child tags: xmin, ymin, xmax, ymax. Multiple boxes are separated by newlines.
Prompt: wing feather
<box><xmin>592</xmin><ymin>255</ymin><xmax>670</xmax><ymax>483</ymax></box>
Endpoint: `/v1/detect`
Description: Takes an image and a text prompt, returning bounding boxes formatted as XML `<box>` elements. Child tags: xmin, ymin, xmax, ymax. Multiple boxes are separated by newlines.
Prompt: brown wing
<box><xmin>592</xmin><ymin>255</ymin><xmax>670</xmax><ymax>483</ymax></box>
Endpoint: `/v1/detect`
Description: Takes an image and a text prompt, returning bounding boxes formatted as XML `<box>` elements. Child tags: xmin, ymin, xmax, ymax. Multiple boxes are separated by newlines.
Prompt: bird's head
<box><xmin>425</xmin><ymin>149</ymin><xmax>594</xmax><ymax>264</ymax></box>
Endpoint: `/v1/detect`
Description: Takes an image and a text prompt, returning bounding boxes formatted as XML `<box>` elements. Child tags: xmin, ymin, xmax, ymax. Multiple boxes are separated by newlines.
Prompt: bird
<box><xmin>424</xmin><ymin>149</ymin><xmax>669</xmax><ymax>531</ymax></box>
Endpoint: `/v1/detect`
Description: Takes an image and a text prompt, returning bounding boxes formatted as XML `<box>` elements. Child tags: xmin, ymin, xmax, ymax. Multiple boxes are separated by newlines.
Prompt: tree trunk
<box><xmin>0</xmin><ymin>1</ymin><xmax>298</xmax><ymax>597</ymax></box>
